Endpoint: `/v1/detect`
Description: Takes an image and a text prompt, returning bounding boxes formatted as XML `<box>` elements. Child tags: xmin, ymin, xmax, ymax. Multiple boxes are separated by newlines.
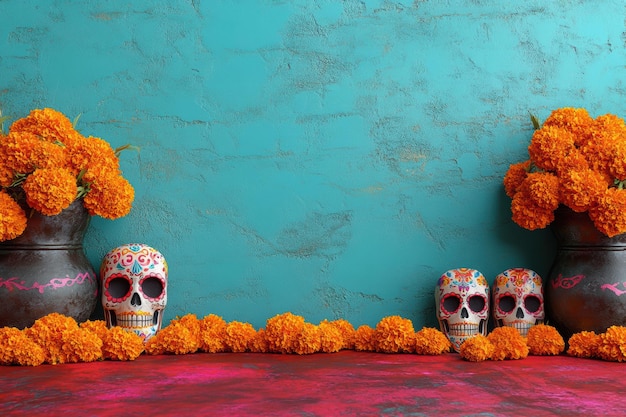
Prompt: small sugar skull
<box><xmin>435</xmin><ymin>268</ymin><xmax>489</xmax><ymax>352</ymax></box>
<box><xmin>492</xmin><ymin>268</ymin><xmax>544</xmax><ymax>337</ymax></box>
<box><xmin>101</xmin><ymin>243</ymin><xmax>168</xmax><ymax>341</ymax></box>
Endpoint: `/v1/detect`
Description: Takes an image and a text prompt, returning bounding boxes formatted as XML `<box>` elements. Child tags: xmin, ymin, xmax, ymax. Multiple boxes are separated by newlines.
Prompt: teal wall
<box><xmin>1</xmin><ymin>0</ymin><xmax>624</xmax><ymax>329</ymax></box>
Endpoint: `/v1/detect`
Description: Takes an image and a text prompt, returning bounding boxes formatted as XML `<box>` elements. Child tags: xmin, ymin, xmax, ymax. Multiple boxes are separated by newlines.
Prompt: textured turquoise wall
<box><xmin>2</xmin><ymin>1</ymin><xmax>625</xmax><ymax>329</ymax></box>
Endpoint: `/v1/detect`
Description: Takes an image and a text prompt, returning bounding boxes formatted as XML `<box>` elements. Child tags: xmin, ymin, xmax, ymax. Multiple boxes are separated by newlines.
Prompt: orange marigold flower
<box><xmin>144</xmin><ymin>320</ymin><xmax>199</xmax><ymax>355</ymax></box>
<box><xmin>0</xmin><ymin>327</ymin><xmax>46</xmax><ymax>366</ymax></box>
<box><xmin>82</xmin><ymin>169</ymin><xmax>134</xmax><ymax>219</ymax></box>
<box><xmin>319</xmin><ymin>321</ymin><xmax>344</xmax><ymax>353</ymax></box>
<box><xmin>325</xmin><ymin>319</ymin><xmax>356</xmax><ymax>350</ymax></box>
<box><xmin>292</xmin><ymin>322</ymin><xmax>321</xmax><ymax>355</ymax></box>
<box><xmin>517</xmin><ymin>172</ymin><xmax>560</xmax><ymax>211</ymax></box>
<box><xmin>606</xmin><ymin>139</ymin><xmax>626</xmax><ymax>180</ymax></box>
<box><xmin>0</xmin><ymin>191</ymin><xmax>27</xmax><ymax>241</ymax></box>
<box><xmin>581</xmin><ymin>114</ymin><xmax>626</xmax><ymax>172</ymax></box>
<box><xmin>414</xmin><ymin>327</ymin><xmax>452</xmax><ymax>355</ymax></box>
<box><xmin>510</xmin><ymin>192</ymin><xmax>555</xmax><ymax>231</ymax></box>
<box><xmin>22</xmin><ymin>167</ymin><xmax>77</xmax><ymax>215</ymax></box>
<box><xmin>24</xmin><ymin>312</ymin><xmax>79</xmax><ymax>365</ymax></box>
<box><xmin>249</xmin><ymin>328</ymin><xmax>269</xmax><ymax>353</ymax></box>
<box><xmin>60</xmin><ymin>327</ymin><xmax>103</xmax><ymax>363</ymax></box>
<box><xmin>354</xmin><ymin>325</ymin><xmax>376</xmax><ymax>351</ymax></box>
<box><xmin>80</xmin><ymin>320</ymin><xmax>109</xmax><ymax>341</ymax></box>
<box><xmin>487</xmin><ymin>326</ymin><xmax>529</xmax><ymax>360</ymax></box>
<box><xmin>567</xmin><ymin>331</ymin><xmax>601</xmax><ymax>358</ymax></box>
<box><xmin>0</xmin><ymin>166</ymin><xmax>13</xmax><ymax>188</ymax></box>
<box><xmin>199</xmin><ymin>314</ymin><xmax>228</xmax><ymax>353</ymax></box>
<box><xmin>265</xmin><ymin>312</ymin><xmax>306</xmax><ymax>354</ymax></box>
<box><xmin>1</xmin><ymin>131</ymin><xmax>67</xmax><ymax>175</ymax></box>
<box><xmin>66</xmin><ymin>135</ymin><xmax>121</xmax><ymax>177</ymax></box>
<box><xmin>559</xmin><ymin>168</ymin><xmax>609</xmax><ymax>213</ymax></box>
<box><xmin>459</xmin><ymin>334</ymin><xmax>494</xmax><ymax>362</ymax></box>
<box><xmin>224</xmin><ymin>321</ymin><xmax>257</xmax><ymax>353</ymax></box>
<box><xmin>374</xmin><ymin>315</ymin><xmax>416</xmax><ymax>353</ymax></box>
<box><xmin>503</xmin><ymin>160</ymin><xmax>530</xmax><ymax>198</ymax></box>
<box><xmin>580</xmin><ymin>134</ymin><xmax>616</xmax><ymax>177</ymax></box>
<box><xmin>554</xmin><ymin>147</ymin><xmax>590</xmax><ymax>174</ymax></box>
<box><xmin>170</xmin><ymin>314</ymin><xmax>201</xmax><ymax>352</ymax></box>
<box><xmin>597</xmin><ymin>326</ymin><xmax>626</xmax><ymax>362</ymax></box>
<box><xmin>0</xmin><ymin>131</ymin><xmax>36</xmax><ymax>175</ymax></box>
<box><xmin>9</xmin><ymin>108</ymin><xmax>78</xmax><ymax>146</ymax></box>
<box><xmin>528</xmin><ymin>125</ymin><xmax>576</xmax><ymax>172</ymax></box>
<box><xmin>543</xmin><ymin>107</ymin><xmax>594</xmax><ymax>145</ymax></box>
<box><xmin>589</xmin><ymin>188</ymin><xmax>626</xmax><ymax>237</ymax></box>
<box><xmin>526</xmin><ymin>324</ymin><xmax>564</xmax><ymax>355</ymax></box>
<box><xmin>102</xmin><ymin>327</ymin><xmax>145</xmax><ymax>361</ymax></box>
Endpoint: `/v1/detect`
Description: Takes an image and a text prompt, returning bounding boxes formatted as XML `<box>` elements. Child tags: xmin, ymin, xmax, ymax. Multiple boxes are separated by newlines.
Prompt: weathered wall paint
<box><xmin>1</xmin><ymin>0</ymin><xmax>625</xmax><ymax>329</ymax></box>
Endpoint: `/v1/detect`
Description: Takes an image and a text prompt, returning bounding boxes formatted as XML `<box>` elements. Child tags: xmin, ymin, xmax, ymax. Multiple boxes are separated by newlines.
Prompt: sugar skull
<box><xmin>435</xmin><ymin>268</ymin><xmax>489</xmax><ymax>352</ymax></box>
<box><xmin>101</xmin><ymin>243</ymin><xmax>168</xmax><ymax>341</ymax></box>
<box><xmin>492</xmin><ymin>268</ymin><xmax>544</xmax><ymax>337</ymax></box>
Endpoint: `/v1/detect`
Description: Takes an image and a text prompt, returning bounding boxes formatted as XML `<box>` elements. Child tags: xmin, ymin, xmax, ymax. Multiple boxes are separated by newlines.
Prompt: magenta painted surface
<box><xmin>0</xmin><ymin>351</ymin><xmax>622</xmax><ymax>416</ymax></box>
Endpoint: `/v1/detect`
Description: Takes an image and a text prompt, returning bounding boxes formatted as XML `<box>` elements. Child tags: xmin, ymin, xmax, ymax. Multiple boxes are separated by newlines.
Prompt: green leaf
<box><xmin>114</xmin><ymin>144</ymin><xmax>140</xmax><ymax>157</ymax></box>
<box><xmin>72</xmin><ymin>113</ymin><xmax>82</xmax><ymax>128</ymax></box>
<box><xmin>529</xmin><ymin>113</ymin><xmax>541</xmax><ymax>130</ymax></box>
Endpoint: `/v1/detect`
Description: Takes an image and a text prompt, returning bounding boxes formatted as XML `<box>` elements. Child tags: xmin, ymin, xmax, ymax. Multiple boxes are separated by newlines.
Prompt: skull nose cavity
<box><xmin>516</xmin><ymin>307</ymin><xmax>524</xmax><ymax>319</ymax></box>
<box><xmin>130</xmin><ymin>292</ymin><xmax>141</xmax><ymax>306</ymax></box>
<box><xmin>461</xmin><ymin>307</ymin><xmax>469</xmax><ymax>319</ymax></box>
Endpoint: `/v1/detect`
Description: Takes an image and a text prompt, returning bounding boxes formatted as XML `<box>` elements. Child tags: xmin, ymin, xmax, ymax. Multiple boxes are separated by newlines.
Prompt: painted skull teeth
<box><xmin>116</xmin><ymin>312</ymin><xmax>156</xmax><ymax>329</ymax></box>
<box><xmin>447</xmin><ymin>323</ymin><xmax>480</xmax><ymax>337</ymax></box>
<box><xmin>507</xmin><ymin>321</ymin><xmax>534</xmax><ymax>337</ymax></box>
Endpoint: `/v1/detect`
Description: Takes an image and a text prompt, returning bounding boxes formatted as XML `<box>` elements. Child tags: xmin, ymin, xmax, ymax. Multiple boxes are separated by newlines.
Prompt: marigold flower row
<box><xmin>3</xmin><ymin>312</ymin><xmax>626</xmax><ymax>366</ymax></box>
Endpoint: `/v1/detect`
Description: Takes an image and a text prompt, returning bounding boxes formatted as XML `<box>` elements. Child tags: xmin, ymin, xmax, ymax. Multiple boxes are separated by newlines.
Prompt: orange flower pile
<box><xmin>18</xmin><ymin>313</ymin><xmax>626</xmax><ymax>367</ymax></box>
<box><xmin>0</xmin><ymin>312</ymin><xmax>455</xmax><ymax>366</ymax></box>
<box><xmin>373</xmin><ymin>315</ymin><xmax>416</xmax><ymax>353</ymax></box>
<box><xmin>526</xmin><ymin>324</ymin><xmax>565</xmax><ymax>355</ymax></box>
<box><xmin>414</xmin><ymin>327</ymin><xmax>452</xmax><ymax>355</ymax></box>
<box><xmin>488</xmin><ymin>326</ymin><xmax>530</xmax><ymax>360</ymax></box>
<box><xmin>0</xmin><ymin>107</ymin><xmax>134</xmax><ymax>242</ymax></box>
<box><xmin>0</xmin><ymin>313</ymin><xmax>144</xmax><ymax>366</ymax></box>
<box><xmin>460</xmin><ymin>325</ymin><xmax>564</xmax><ymax>362</ymax></box>
<box><xmin>504</xmin><ymin>107</ymin><xmax>626</xmax><ymax>237</ymax></box>
<box><xmin>459</xmin><ymin>324</ymin><xmax>626</xmax><ymax>363</ymax></box>
<box><xmin>567</xmin><ymin>331</ymin><xmax>602</xmax><ymax>359</ymax></box>
<box><xmin>568</xmin><ymin>325</ymin><xmax>626</xmax><ymax>362</ymax></box>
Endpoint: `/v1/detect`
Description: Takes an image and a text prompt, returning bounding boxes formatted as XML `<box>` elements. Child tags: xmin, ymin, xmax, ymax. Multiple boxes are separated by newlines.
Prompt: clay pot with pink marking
<box><xmin>546</xmin><ymin>205</ymin><xmax>626</xmax><ymax>340</ymax></box>
<box><xmin>0</xmin><ymin>199</ymin><xmax>98</xmax><ymax>328</ymax></box>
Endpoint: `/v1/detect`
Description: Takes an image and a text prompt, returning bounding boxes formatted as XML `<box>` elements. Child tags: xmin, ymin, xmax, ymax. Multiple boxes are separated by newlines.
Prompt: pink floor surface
<box><xmin>0</xmin><ymin>351</ymin><xmax>623</xmax><ymax>416</ymax></box>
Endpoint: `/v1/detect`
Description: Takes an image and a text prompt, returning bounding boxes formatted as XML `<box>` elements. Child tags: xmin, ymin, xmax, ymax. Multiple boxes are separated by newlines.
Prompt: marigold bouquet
<box><xmin>0</xmin><ymin>107</ymin><xmax>134</xmax><ymax>242</ymax></box>
<box><xmin>504</xmin><ymin>107</ymin><xmax>626</xmax><ymax>237</ymax></box>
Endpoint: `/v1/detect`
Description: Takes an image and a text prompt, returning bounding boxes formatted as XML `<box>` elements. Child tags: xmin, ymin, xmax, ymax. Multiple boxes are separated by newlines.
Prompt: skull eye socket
<box><xmin>498</xmin><ymin>295</ymin><xmax>516</xmax><ymax>313</ymax></box>
<box><xmin>468</xmin><ymin>295</ymin><xmax>486</xmax><ymax>313</ymax></box>
<box><xmin>141</xmin><ymin>276</ymin><xmax>164</xmax><ymax>300</ymax></box>
<box><xmin>524</xmin><ymin>295</ymin><xmax>541</xmax><ymax>313</ymax></box>
<box><xmin>442</xmin><ymin>294</ymin><xmax>461</xmax><ymax>314</ymax></box>
<box><xmin>107</xmin><ymin>277</ymin><xmax>131</xmax><ymax>301</ymax></box>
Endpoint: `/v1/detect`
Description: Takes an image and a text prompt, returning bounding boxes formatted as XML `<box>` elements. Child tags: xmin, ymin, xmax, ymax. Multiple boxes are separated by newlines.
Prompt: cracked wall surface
<box><xmin>1</xmin><ymin>0</ymin><xmax>626</xmax><ymax>328</ymax></box>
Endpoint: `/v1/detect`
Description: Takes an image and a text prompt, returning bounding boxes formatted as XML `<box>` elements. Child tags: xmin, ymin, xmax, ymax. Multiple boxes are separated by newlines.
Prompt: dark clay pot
<box><xmin>0</xmin><ymin>199</ymin><xmax>98</xmax><ymax>329</ymax></box>
<box><xmin>546</xmin><ymin>205</ymin><xmax>626</xmax><ymax>340</ymax></box>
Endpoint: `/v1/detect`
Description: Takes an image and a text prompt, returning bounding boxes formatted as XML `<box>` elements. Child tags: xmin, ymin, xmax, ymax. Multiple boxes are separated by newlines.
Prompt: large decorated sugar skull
<box><xmin>100</xmin><ymin>243</ymin><xmax>168</xmax><ymax>341</ymax></box>
<box><xmin>492</xmin><ymin>268</ymin><xmax>544</xmax><ymax>337</ymax></box>
<box><xmin>435</xmin><ymin>268</ymin><xmax>489</xmax><ymax>352</ymax></box>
